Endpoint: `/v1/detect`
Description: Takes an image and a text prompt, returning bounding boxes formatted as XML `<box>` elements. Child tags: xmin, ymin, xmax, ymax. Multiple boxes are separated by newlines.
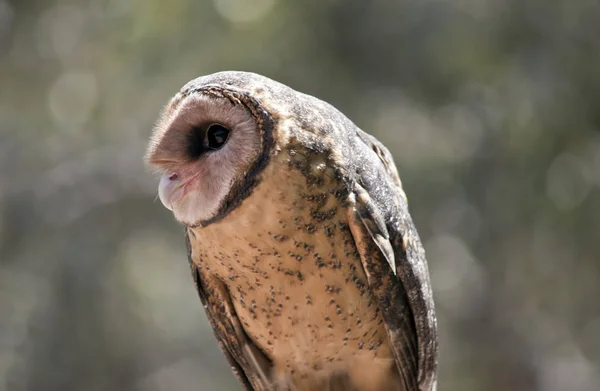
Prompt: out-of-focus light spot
<box><xmin>430</xmin><ymin>196</ymin><xmax>482</xmax><ymax>242</ymax></box>
<box><xmin>214</xmin><ymin>0</ymin><xmax>276</xmax><ymax>24</ymax></box>
<box><xmin>538</xmin><ymin>348</ymin><xmax>600</xmax><ymax>391</ymax></box>
<box><xmin>435</xmin><ymin>104</ymin><xmax>484</xmax><ymax>160</ymax></box>
<box><xmin>48</xmin><ymin>71</ymin><xmax>98</xmax><ymax>128</ymax></box>
<box><xmin>426</xmin><ymin>235</ymin><xmax>486</xmax><ymax>319</ymax></box>
<box><xmin>35</xmin><ymin>5</ymin><xmax>86</xmax><ymax>60</ymax></box>
<box><xmin>546</xmin><ymin>153</ymin><xmax>591</xmax><ymax>211</ymax></box>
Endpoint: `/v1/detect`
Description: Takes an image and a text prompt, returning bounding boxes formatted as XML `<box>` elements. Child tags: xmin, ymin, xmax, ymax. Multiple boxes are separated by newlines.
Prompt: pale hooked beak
<box><xmin>158</xmin><ymin>173</ymin><xmax>185</xmax><ymax>211</ymax></box>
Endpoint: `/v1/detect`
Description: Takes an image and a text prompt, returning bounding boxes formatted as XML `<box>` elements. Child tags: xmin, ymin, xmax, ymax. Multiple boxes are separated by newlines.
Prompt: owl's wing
<box><xmin>185</xmin><ymin>230</ymin><xmax>272</xmax><ymax>391</ymax></box>
<box><xmin>346</xmin><ymin>132</ymin><xmax>438</xmax><ymax>391</ymax></box>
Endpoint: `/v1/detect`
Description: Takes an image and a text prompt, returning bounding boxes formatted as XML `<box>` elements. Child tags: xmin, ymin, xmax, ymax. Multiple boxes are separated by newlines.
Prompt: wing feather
<box><xmin>349</xmin><ymin>132</ymin><xmax>438</xmax><ymax>391</ymax></box>
<box><xmin>347</xmin><ymin>188</ymin><xmax>419</xmax><ymax>391</ymax></box>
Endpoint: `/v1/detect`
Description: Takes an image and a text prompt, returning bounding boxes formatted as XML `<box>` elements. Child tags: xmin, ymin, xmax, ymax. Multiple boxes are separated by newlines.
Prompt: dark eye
<box><xmin>206</xmin><ymin>124</ymin><xmax>230</xmax><ymax>150</ymax></box>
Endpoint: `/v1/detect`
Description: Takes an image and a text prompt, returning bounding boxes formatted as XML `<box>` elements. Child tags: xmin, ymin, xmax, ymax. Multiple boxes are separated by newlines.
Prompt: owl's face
<box><xmin>146</xmin><ymin>93</ymin><xmax>263</xmax><ymax>226</ymax></box>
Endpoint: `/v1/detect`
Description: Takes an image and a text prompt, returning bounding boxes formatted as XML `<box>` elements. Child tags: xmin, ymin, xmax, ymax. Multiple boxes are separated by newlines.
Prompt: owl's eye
<box><xmin>206</xmin><ymin>124</ymin><xmax>230</xmax><ymax>150</ymax></box>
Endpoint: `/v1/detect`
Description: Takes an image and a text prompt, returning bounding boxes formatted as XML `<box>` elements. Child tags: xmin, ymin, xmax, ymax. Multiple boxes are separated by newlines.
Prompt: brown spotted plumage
<box><xmin>146</xmin><ymin>71</ymin><xmax>438</xmax><ymax>391</ymax></box>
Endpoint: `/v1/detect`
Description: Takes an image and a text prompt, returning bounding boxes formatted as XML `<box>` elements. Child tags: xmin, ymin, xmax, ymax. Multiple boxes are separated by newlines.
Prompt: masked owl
<box><xmin>146</xmin><ymin>71</ymin><xmax>438</xmax><ymax>391</ymax></box>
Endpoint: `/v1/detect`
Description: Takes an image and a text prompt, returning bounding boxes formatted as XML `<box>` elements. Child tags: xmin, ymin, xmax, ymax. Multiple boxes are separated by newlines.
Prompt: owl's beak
<box><xmin>158</xmin><ymin>173</ymin><xmax>182</xmax><ymax>211</ymax></box>
<box><xmin>158</xmin><ymin>172</ymin><xmax>199</xmax><ymax>211</ymax></box>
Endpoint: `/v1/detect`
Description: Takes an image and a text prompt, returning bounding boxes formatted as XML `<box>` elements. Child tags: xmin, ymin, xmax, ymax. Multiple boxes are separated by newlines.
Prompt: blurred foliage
<box><xmin>1</xmin><ymin>0</ymin><xmax>599</xmax><ymax>390</ymax></box>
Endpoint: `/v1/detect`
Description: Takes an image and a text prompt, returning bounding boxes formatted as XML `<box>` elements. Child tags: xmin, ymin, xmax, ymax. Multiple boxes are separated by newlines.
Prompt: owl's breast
<box><xmin>190</xmin><ymin>148</ymin><xmax>399</xmax><ymax>390</ymax></box>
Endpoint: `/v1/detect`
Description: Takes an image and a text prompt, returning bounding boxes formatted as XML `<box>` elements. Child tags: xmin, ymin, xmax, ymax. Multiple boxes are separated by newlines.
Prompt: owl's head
<box><xmin>146</xmin><ymin>78</ymin><xmax>274</xmax><ymax>227</ymax></box>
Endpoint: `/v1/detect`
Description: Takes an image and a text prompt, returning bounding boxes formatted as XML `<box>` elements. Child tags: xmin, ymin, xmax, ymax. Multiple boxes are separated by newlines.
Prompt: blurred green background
<box><xmin>1</xmin><ymin>0</ymin><xmax>599</xmax><ymax>390</ymax></box>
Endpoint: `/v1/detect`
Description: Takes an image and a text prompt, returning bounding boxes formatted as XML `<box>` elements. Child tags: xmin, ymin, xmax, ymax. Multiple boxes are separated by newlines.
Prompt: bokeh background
<box><xmin>1</xmin><ymin>0</ymin><xmax>599</xmax><ymax>390</ymax></box>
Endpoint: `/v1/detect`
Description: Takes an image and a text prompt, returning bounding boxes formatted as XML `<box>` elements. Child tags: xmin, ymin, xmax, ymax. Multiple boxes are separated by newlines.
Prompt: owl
<box><xmin>146</xmin><ymin>71</ymin><xmax>437</xmax><ymax>391</ymax></box>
